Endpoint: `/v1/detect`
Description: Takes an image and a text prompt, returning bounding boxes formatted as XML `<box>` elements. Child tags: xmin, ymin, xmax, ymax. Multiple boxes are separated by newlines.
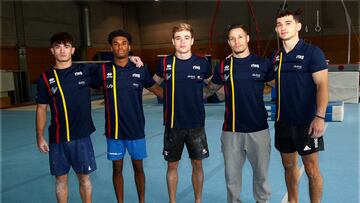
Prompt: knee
<box><xmin>113</xmin><ymin>162</ymin><xmax>123</xmax><ymax>175</ymax></box>
<box><xmin>78</xmin><ymin>176</ymin><xmax>92</xmax><ymax>188</ymax></box>
<box><xmin>192</xmin><ymin>160</ymin><xmax>203</xmax><ymax>172</ymax></box>
<box><xmin>133</xmin><ymin>165</ymin><xmax>144</xmax><ymax>175</ymax></box>
<box><xmin>56</xmin><ymin>180</ymin><xmax>67</xmax><ymax>188</ymax></box>
<box><xmin>168</xmin><ymin>162</ymin><xmax>178</xmax><ymax>171</ymax></box>
<box><xmin>55</xmin><ymin>178</ymin><xmax>67</xmax><ymax>192</ymax></box>
<box><xmin>113</xmin><ymin>166</ymin><xmax>123</xmax><ymax>174</ymax></box>
<box><xmin>305</xmin><ymin>167</ymin><xmax>322</xmax><ymax>181</ymax></box>
<box><xmin>282</xmin><ymin>160</ymin><xmax>297</xmax><ymax>171</ymax></box>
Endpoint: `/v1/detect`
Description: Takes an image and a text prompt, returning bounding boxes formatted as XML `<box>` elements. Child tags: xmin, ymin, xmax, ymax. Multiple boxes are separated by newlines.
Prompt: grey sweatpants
<box><xmin>221</xmin><ymin>129</ymin><xmax>271</xmax><ymax>203</ymax></box>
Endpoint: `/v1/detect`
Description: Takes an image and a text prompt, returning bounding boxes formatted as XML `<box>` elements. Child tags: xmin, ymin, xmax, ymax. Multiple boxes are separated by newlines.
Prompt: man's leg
<box><xmin>280</xmin><ymin>152</ymin><xmax>299</xmax><ymax>203</ymax></box>
<box><xmin>113</xmin><ymin>160</ymin><xmax>124</xmax><ymax>203</ymax></box>
<box><xmin>132</xmin><ymin>159</ymin><xmax>145</xmax><ymax>203</ymax></box>
<box><xmin>76</xmin><ymin>174</ymin><xmax>92</xmax><ymax>203</ymax></box>
<box><xmin>55</xmin><ymin>174</ymin><xmax>68</xmax><ymax>203</ymax></box>
<box><xmin>185</xmin><ymin>127</ymin><xmax>209</xmax><ymax>203</ymax></box>
<box><xmin>167</xmin><ymin>161</ymin><xmax>179</xmax><ymax>203</ymax></box>
<box><xmin>191</xmin><ymin>159</ymin><xmax>204</xmax><ymax>203</ymax></box>
<box><xmin>246</xmin><ymin>130</ymin><xmax>271</xmax><ymax>203</ymax></box>
<box><xmin>302</xmin><ymin>153</ymin><xmax>322</xmax><ymax>203</ymax></box>
<box><xmin>221</xmin><ymin>131</ymin><xmax>246</xmax><ymax>203</ymax></box>
<box><xmin>71</xmin><ymin>137</ymin><xmax>96</xmax><ymax>203</ymax></box>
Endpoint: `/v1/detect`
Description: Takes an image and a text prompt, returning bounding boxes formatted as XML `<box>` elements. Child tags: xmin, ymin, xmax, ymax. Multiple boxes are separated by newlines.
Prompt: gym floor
<box><xmin>1</xmin><ymin>96</ymin><xmax>359</xmax><ymax>203</ymax></box>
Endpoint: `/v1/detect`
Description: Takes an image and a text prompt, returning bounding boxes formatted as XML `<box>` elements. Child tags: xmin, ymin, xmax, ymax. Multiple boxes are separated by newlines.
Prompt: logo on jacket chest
<box><xmin>223</xmin><ymin>74</ymin><xmax>230</xmax><ymax>81</ymax></box>
<box><xmin>251</xmin><ymin>73</ymin><xmax>261</xmax><ymax>78</ymax></box>
<box><xmin>49</xmin><ymin>78</ymin><xmax>55</xmax><ymax>84</ymax></box>
<box><xmin>51</xmin><ymin>87</ymin><xmax>58</xmax><ymax>94</ymax></box>
<box><xmin>166</xmin><ymin>64</ymin><xmax>172</xmax><ymax>70</ymax></box>
<box><xmin>192</xmin><ymin>65</ymin><xmax>200</xmax><ymax>70</ymax></box>
<box><xmin>166</xmin><ymin>73</ymin><xmax>171</xmax><ymax>80</ymax></box>
<box><xmin>187</xmin><ymin>75</ymin><xmax>196</xmax><ymax>79</ymax></box>
<box><xmin>293</xmin><ymin>65</ymin><xmax>303</xmax><ymax>70</ymax></box>
<box><xmin>132</xmin><ymin>73</ymin><xmax>140</xmax><ymax>78</ymax></box>
<box><xmin>275</xmin><ymin>55</ymin><xmax>280</xmax><ymax>62</ymax></box>
<box><xmin>296</xmin><ymin>55</ymin><xmax>304</xmax><ymax>60</ymax></box>
<box><xmin>223</xmin><ymin>65</ymin><xmax>230</xmax><ymax>81</ymax></box>
<box><xmin>251</xmin><ymin>64</ymin><xmax>260</xmax><ymax>68</ymax></box>
<box><xmin>74</xmin><ymin>71</ymin><xmax>83</xmax><ymax>76</ymax></box>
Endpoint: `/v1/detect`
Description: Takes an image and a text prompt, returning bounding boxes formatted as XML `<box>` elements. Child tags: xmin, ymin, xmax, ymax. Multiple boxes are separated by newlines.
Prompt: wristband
<box><xmin>315</xmin><ymin>115</ymin><xmax>325</xmax><ymax>120</ymax></box>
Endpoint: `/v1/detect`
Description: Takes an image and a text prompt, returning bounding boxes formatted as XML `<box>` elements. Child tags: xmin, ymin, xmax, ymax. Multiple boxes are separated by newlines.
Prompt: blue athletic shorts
<box><xmin>49</xmin><ymin>136</ymin><xmax>97</xmax><ymax>176</ymax></box>
<box><xmin>106</xmin><ymin>138</ymin><xmax>147</xmax><ymax>161</ymax></box>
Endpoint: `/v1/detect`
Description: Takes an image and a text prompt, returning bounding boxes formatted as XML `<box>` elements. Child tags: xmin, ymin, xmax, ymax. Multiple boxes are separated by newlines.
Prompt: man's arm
<box><xmin>308</xmin><ymin>69</ymin><xmax>328</xmax><ymax>138</ymax></box>
<box><xmin>265</xmin><ymin>79</ymin><xmax>275</xmax><ymax>88</ymax></box>
<box><xmin>153</xmin><ymin>74</ymin><xmax>164</xmax><ymax>85</ymax></box>
<box><xmin>36</xmin><ymin>104</ymin><xmax>49</xmax><ymax>153</ymax></box>
<box><xmin>203</xmin><ymin>75</ymin><xmax>212</xmax><ymax>85</ymax></box>
<box><xmin>147</xmin><ymin>83</ymin><xmax>163</xmax><ymax>98</ymax></box>
<box><xmin>204</xmin><ymin>81</ymin><xmax>222</xmax><ymax>99</ymax></box>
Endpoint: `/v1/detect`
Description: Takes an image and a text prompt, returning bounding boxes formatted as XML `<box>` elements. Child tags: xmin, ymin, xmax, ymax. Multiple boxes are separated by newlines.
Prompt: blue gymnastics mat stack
<box><xmin>265</xmin><ymin>101</ymin><xmax>344</xmax><ymax>122</ymax></box>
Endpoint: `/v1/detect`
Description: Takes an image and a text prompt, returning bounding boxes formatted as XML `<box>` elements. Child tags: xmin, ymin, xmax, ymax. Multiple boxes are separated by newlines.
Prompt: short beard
<box><xmin>114</xmin><ymin>55</ymin><xmax>128</xmax><ymax>60</ymax></box>
<box><xmin>233</xmin><ymin>50</ymin><xmax>244</xmax><ymax>55</ymax></box>
<box><xmin>57</xmin><ymin>58</ymin><xmax>71</xmax><ymax>63</ymax></box>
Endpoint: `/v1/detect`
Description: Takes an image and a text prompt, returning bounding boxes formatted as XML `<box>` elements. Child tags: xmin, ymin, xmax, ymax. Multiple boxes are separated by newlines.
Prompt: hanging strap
<box><xmin>42</xmin><ymin>72</ymin><xmax>61</xmax><ymax>143</ymax></box>
<box><xmin>52</xmin><ymin>69</ymin><xmax>70</xmax><ymax>142</ymax></box>
<box><xmin>102</xmin><ymin>64</ymin><xmax>111</xmax><ymax>137</ymax></box>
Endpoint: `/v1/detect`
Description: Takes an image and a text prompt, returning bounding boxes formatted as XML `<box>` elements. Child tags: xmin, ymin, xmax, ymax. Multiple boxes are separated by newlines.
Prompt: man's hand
<box><xmin>153</xmin><ymin>74</ymin><xmax>164</xmax><ymax>85</ymax></box>
<box><xmin>129</xmin><ymin>56</ymin><xmax>144</xmax><ymax>67</ymax></box>
<box><xmin>265</xmin><ymin>80</ymin><xmax>275</xmax><ymax>88</ymax></box>
<box><xmin>36</xmin><ymin>104</ymin><xmax>48</xmax><ymax>153</ymax></box>
<box><xmin>310</xmin><ymin>69</ymin><xmax>328</xmax><ymax>138</ymax></box>
<box><xmin>37</xmin><ymin>136</ymin><xmax>49</xmax><ymax>153</ymax></box>
<box><xmin>204</xmin><ymin>81</ymin><xmax>222</xmax><ymax>99</ymax></box>
<box><xmin>147</xmin><ymin>83</ymin><xmax>163</xmax><ymax>98</ymax></box>
<box><xmin>308</xmin><ymin>117</ymin><xmax>325</xmax><ymax>138</ymax></box>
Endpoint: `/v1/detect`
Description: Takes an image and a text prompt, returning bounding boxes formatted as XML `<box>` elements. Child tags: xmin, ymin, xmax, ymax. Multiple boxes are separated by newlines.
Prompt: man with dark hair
<box><xmin>50</xmin><ymin>32</ymin><xmax>74</xmax><ymax>45</ymax></box>
<box><xmin>107</xmin><ymin>29</ymin><xmax>133</xmax><ymax>45</ymax></box>
<box><xmin>94</xmin><ymin>29</ymin><xmax>162</xmax><ymax>203</ymax></box>
<box><xmin>153</xmin><ymin>23</ymin><xmax>211</xmax><ymax>203</ymax></box>
<box><xmin>272</xmin><ymin>8</ymin><xmax>328</xmax><ymax>203</ymax></box>
<box><xmin>36</xmin><ymin>32</ymin><xmax>96</xmax><ymax>203</ymax></box>
<box><xmin>205</xmin><ymin>24</ymin><xmax>273</xmax><ymax>203</ymax></box>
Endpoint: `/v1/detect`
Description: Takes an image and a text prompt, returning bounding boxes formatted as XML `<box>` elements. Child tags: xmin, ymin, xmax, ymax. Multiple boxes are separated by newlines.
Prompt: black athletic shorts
<box><xmin>163</xmin><ymin>127</ymin><xmax>209</xmax><ymax>162</ymax></box>
<box><xmin>275</xmin><ymin>122</ymin><xmax>324</xmax><ymax>155</ymax></box>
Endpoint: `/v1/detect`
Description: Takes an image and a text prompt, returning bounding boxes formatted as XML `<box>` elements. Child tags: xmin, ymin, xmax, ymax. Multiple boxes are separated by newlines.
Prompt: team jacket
<box><xmin>156</xmin><ymin>54</ymin><xmax>212</xmax><ymax>129</ymax></box>
<box><xmin>271</xmin><ymin>39</ymin><xmax>327</xmax><ymax>125</ymax></box>
<box><xmin>36</xmin><ymin>64</ymin><xmax>95</xmax><ymax>144</ymax></box>
<box><xmin>96</xmin><ymin>62</ymin><xmax>155</xmax><ymax>140</ymax></box>
<box><xmin>212</xmin><ymin>54</ymin><xmax>273</xmax><ymax>133</ymax></box>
